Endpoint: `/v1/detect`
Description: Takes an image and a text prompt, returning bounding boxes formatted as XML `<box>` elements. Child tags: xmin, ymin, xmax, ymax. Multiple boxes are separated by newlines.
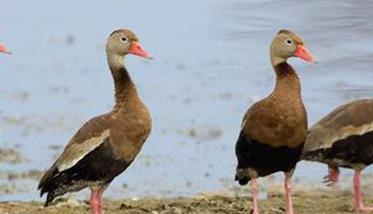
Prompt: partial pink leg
<box><xmin>250</xmin><ymin>178</ymin><xmax>259</xmax><ymax>214</ymax></box>
<box><xmin>323</xmin><ymin>166</ymin><xmax>340</xmax><ymax>187</ymax></box>
<box><xmin>90</xmin><ymin>188</ymin><xmax>104</xmax><ymax>214</ymax></box>
<box><xmin>284</xmin><ymin>173</ymin><xmax>294</xmax><ymax>214</ymax></box>
<box><xmin>353</xmin><ymin>169</ymin><xmax>373</xmax><ymax>212</ymax></box>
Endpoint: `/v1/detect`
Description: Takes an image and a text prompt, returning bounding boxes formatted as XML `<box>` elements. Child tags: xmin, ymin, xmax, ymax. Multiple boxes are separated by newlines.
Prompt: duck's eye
<box><xmin>285</xmin><ymin>39</ymin><xmax>293</xmax><ymax>46</ymax></box>
<box><xmin>121</xmin><ymin>36</ymin><xmax>128</xmax><ymax>42</ymax></box>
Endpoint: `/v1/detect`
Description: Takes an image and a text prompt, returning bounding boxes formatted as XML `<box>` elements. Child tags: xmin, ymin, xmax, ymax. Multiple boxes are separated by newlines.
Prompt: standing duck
<box><xmin>38</xmin><ymin>29</ymin><xmax>152</xmax><ymax>214</ymax></box>
<box><xmin>302</xmin><ymin>99</ymin><xmax>373</xmax><ymax>212</ymax></box>
<box><xmin>235</xmin><ymin>29</ymin><xmax>315</xmax><ymax>214</ymax></box>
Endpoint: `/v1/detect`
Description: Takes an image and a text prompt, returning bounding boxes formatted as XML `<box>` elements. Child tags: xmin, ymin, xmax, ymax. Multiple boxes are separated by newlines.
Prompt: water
<box><xmin>0</xmin><ymin>0</ymin><xmax>373</xmax><ymax>201</ymax></box>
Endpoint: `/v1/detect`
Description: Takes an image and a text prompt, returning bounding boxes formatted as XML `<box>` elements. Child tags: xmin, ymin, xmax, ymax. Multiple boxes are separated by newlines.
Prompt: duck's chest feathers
<box><xmin>109</xmin><ymin>103</ymin><xmax>152</xmax><ymax>161</ymax></box>
<box><xmin>269</xmin><ymin>95</ymin><xmax>307</xmax><ymax>131</ymax></box>
<box><xmin>270</xmin><ymin>96</ymin><xmax>306</xmax><ymax>125</ymax></box>
<box><xmin>247</xmin><ymin>95</ymin><xmax>307</xmax><ymax>148</ymax></box>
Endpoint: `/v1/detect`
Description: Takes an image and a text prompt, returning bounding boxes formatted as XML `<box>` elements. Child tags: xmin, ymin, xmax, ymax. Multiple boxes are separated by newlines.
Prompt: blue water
<box><xmin>0</xmin><ymin>0</ymin><xmax>373</xmax><ymax>201</ymax></box>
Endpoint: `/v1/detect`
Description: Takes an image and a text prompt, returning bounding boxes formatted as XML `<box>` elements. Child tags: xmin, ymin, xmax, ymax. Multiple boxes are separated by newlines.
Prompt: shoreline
<box><xmin>1</xmin><ymin>188</ymin><xmax>371</xmax><ymax>214</ymax></box>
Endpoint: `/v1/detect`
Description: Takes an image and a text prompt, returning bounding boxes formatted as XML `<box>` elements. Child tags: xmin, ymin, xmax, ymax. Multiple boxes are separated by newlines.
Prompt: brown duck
<box><xmin>235</xmin><ymin>29</ymin><xmax>315</xmax><ymax>214</ymax></box>
<box><xmin>38</xmin><ymin>29</ymin><xmax>152</xmax><ymax>214</ymax></box>
<box><xmin>302</xmin><ymin>99</ymin><xmax>373</xmax><ymax>212</ymax></box>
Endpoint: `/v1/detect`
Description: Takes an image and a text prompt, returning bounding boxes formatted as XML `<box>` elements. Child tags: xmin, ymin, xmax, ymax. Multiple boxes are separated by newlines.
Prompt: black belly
<box><xmin>303</xmin><ymin>130</ymin><xmax>373</xmax><ymax>169</ymax></box>
<box><xmin>235</xmin><ymin>133</ymin><xmax>303</xmax><ymax>185</ymax></box>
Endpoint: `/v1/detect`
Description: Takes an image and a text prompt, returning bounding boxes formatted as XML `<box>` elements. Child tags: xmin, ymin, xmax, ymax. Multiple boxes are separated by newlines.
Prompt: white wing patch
<box><xmin>56</xmin><ymin>129</ymin><xmax>110</xmax><ymax>172</ymax></box>
<box><xmin>329</xmin><ymin>122</ymin><xmax>373</xmax><ymax>147</ymax></box>
<box><xmin>241</xmin><ymin>117</ymin><xmax>248</xmax><ymax>130</ymax></box>
<box><xmin>306</xmin><ymin>122</ymin><xmax>373</xmax><ymax>151</ymax></box>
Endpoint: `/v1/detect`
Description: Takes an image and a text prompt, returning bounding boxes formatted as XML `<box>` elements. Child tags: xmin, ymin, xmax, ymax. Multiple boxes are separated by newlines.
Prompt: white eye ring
<box><xmin>121</xmin><ymin>36</ymin><xmax>128</xmax><ymax>43</ymax></box>
<box><xmin>285</xmin><ymin>39</ymin><xmax>293</xmax><ymax>46</ymax></box>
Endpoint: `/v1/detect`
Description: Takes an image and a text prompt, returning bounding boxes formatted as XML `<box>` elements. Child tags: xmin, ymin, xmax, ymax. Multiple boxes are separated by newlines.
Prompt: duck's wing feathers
<box><xmin>38</xmin><ymin>114</ymin><xmax>111</xmax><ymax>189</ymax></box>
<box><xmin>304</xmin><ymin>99</ymin><xmax>373</xmax><ymax>153</ymax></box>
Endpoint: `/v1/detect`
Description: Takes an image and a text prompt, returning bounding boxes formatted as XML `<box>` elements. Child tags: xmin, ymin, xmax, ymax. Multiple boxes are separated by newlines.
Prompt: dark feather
<box><xmin>235</xmin><ymin>132</ymin><xmax>303</xmax><ymax>185</ymax></box>
<box><xmin>302</xmin><ymin>131</ymin><xmax>373</xmax><ymax>168</ymax></box>
<box><xmin>38</xmin><ymin>138</ymin><xmax>131</xmax><ymax>206</ymax></box>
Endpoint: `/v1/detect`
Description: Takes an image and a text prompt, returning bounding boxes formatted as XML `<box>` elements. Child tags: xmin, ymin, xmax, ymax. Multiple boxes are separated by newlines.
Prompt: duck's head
<box><xmin>106</xmin><ymin>29</ymin><xmax>151</xmax><ymax>59</ymax></box>
<box><xmin>0</xmin><ymin>43</ymin><xmax>11</xmax><ymax>55</ymax></box>
<box><xmin>270</xmin><ymin>29</ymin><xmax>315</xmax><ymax>65</ymax></box>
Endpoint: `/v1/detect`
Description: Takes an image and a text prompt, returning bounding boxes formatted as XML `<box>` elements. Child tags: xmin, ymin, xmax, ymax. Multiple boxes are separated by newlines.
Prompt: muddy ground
<box><xmin>0</xmin><ymin>189</ymin><xmax>371</xmax><ymax>214</ymax></box>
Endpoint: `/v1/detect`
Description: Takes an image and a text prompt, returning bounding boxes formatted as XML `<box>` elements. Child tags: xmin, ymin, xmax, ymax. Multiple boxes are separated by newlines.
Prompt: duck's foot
<box><xmin>323</xmin><ymin>166</ymin><xmax>339</xmax><ymax>187</ymax></box>
<box><xmin>352</xmin><ymin>206</ymin><xmax>373</xmax><ymax>213</ymax></box>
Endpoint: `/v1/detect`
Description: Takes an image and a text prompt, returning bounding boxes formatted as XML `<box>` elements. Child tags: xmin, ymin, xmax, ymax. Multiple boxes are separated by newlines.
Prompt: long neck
<box><xmin>107</xmin><ymin>54</ymin><xmax>137</xmax><ymax>108</ymax></box>
<box><xmin>271</xmin><ymin>61</ymin><xmax>301</xmax><ymax>97</ymax></box>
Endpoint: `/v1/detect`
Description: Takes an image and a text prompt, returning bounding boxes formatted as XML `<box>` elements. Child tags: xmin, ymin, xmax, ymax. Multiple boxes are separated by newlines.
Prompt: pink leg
<box><xmin>250</xmin><ymin>178</ymin><xmax>259</xmax><ymax>214</ymax></box>
<box><xmin>323</xmin><ymin>166</ymin><xmax>340</xmax><ymax>187</ymax></box>
<box><xmin>90</xmin><ymin>188</ymin><xmax>104</xmax><ymax>214</ymax></box>
<box><xmin>284</xmin><ymin>173</ymin><xmax>294</xmax><ymax>214</ymax></box>
<box><xmin>353</xmin><ymin>169</ymin><xmax>373</xmax><ymax>212</ymax></box>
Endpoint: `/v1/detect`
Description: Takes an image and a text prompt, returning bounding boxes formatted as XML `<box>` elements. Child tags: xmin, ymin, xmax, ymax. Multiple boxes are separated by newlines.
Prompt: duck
<box><xmin>302</xmin><ymin>99</ymin><xmax>373</xmax><ymax>212</ymax></box>
<box><xmin>38</xmin><ymin>29</ymin><xmax>152</xmax><ymax>214</ymax></box>
<box><xmin>235</xmin><ymin>29</ymin><xmax>315</xmax><ymax>214</ymax></box>
<box><xmin>0</xmin><ymin>43</ymin><xmax>10</xmax><ymax>54</ymax></box>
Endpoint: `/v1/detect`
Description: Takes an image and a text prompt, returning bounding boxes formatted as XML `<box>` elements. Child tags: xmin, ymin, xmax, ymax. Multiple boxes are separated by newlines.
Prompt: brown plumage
<box><xmin>302</xmin><ymin>99</ymin><xmax>373</xmax><ymax>212</ymax></box>
<box><xmin>38</xmin><ymin>29</ymin><xmax>152</xmax><ymax>214</ymax></box>
<box><xmin>235</xmin><ymin>29</ymin><xmax>315</xmax><ymax>214</ymax></box>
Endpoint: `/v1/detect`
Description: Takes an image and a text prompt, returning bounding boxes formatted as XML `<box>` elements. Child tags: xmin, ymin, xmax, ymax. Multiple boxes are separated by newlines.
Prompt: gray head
<box><xmin>270</xmin><ymin>29</ymin><xmax>315</xmax><ymax>65</ymax></box>
<box><xmin>106</xmin><ymin>29</ymin><xmax>151</xmax><ymax>59</ymax></box>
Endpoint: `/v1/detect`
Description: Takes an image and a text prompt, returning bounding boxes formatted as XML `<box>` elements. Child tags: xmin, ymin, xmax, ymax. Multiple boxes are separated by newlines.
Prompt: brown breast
<box><xmin>109</xmin><ymin>94</ymin><xmax>152</xmax><ymax>161</ymax></box>
<box><xmin>242</xmin><ymin>63</ymin><xmax>308</xmax><ymax>148</ymax></box>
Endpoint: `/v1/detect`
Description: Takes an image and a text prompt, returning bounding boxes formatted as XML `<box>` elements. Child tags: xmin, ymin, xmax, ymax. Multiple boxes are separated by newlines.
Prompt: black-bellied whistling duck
<box><xmin>0</xmin><ymin>43</ymin><xmax>11</xmax><ymax>54</ymax></box>
<box><xmin>235</xmin><ymin>29</ymin><xmax>315</xmax><ymax>214</ymax></box>
<box><xmin>38</xmin><ymin>29</ymin><xmax>152</xmax><ymax>214</ymax></box>
<box><xmin>302</xmin><ymin>99</ymin><xmax>373</xmax><ymax>212</ymax></box>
